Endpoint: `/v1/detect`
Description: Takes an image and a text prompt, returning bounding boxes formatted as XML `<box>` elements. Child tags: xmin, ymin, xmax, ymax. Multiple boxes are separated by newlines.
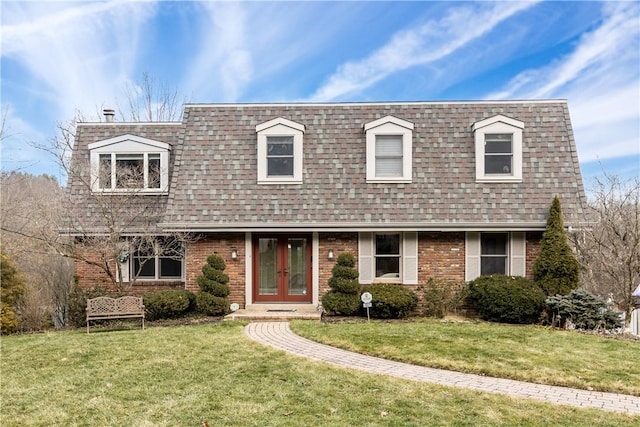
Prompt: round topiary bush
<box><xmin>196</xmin><ymin>253</ymin><xmax>230</xmax><ymax>316</ymax></box>
<box><xmin>365</xmin><ymin>283</ymin><xmax>418</xmax><ymax>319</ymax></box>
<box><xmin>196</xmin><ymin>291</ymin><xmax>228</xmax><ymax>316</ymax></box>
<box><xmin>144</xmin><ymin>290</ymin><xmax>195</xmax><ymax>321</ymax></box>
<box><xmin>321</xmin><ymin>291</ymin><xmax>361</xmax><ymax>316</ymax></box>
<box><xmin>327</xmin><ymin>277</ymin><xmax>361</xmax><ymax>294</ymax></box>
<box><xmin>467</xmin><ymin>275</ymin><xmax>546</xmax><ymax>324</ymax></box>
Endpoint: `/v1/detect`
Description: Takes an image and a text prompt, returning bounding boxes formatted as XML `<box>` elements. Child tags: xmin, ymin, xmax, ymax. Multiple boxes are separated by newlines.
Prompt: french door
<box><xmin>253</xmin><ymin>234</ymin><xmax>312</xmax><ymax>302</ymax></box>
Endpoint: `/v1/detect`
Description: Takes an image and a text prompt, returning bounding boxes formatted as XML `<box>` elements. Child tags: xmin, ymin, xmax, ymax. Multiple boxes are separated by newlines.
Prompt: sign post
<box><xmin>361</xmin><ymin>291</ymin><xmax>373</xmax><ymax>322</ymax></box>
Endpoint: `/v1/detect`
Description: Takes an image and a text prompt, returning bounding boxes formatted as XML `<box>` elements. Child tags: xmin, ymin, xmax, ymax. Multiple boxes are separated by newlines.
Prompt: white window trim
<box><xmin>89</xmin><ymin>134</ymin><xmax>171</xmax><ymax>193</ymax></box>
<box><xmin>358</xmin><ymin>232</ymin><xmax>418</xmax><ymax>285</ymax></box>
<box><xmin>364</xmin><ymin>116</ymin><xmax>414</xmax><ymax>183</ymax></box>
<box><xmin>465</xmin><ymin>231</ymin><xmax>526</xmax><ymax>281</ymax></box>
<box><xmin>130</xmin><ymin>252</ymin><xmax>185</xmax><ymax>281</ymax></box>
<box><xmin>256</xmin><ymin>117</ymin><xmax>305</xmax><ymax>184</ymax></box>
<box><xmin>472</xmin><ymin>115</ymin><xmax>524</xmax><ymax>183</ymax></box>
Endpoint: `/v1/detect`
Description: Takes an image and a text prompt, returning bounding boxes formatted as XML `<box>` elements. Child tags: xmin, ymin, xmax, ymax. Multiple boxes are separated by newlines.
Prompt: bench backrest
<box><xmin>87</xmin><ymin>296</ymin><xmax>144</xmax><ymax>315</ymax></box>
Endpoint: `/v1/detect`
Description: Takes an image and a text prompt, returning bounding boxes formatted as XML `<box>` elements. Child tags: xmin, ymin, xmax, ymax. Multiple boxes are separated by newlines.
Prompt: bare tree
<box><xmin>119</xmin><ymin>72</ymin><xmax>185</xmax><ymax>122</ymax></box>
<box><xmin>571</xmin><ymin>173</ymin><xmax>640</xmax><ymax>327</ymax></box>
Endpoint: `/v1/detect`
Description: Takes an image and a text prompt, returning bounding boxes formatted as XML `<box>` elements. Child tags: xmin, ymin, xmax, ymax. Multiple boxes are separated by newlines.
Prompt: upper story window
<box><xmin>89</xmin><ymin>134</ymin><xmax>170</xmax><ymax>193</ymax></box>
<box><xmin>472</xmin><ymin>115</ymin><xmax>524</xmax><ymax>183</ymax></box>
<box><xmin>364</xmin><ymin>116</ymin><xmax>414</xmax><ymax>183</ymax></box>
<box><xmin>256</xmin><ymin>118</ymin><xmax>305</xmax><ymax>184</ymax></box>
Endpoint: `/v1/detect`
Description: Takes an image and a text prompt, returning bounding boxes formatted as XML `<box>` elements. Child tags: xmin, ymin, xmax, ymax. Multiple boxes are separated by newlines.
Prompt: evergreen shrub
<box><xmin>67</xmin><ymin>284</ymin><xmax>108</xmax><ymax>328</ymax></box>
<box><xmin>322</xmin><ymin>252</ymin><xmax>361</xmax><ymax>315</ymax></box>
<box><xmin>1</xmin><ymin>252</ymin><xmax>25</xmax><ymax>334</ymax></box>
<box><xmin>467</xmin><ymin>275</ymin><xmax>546</xmax><ymax>324</ymax></box>
<box><xmin>365</xmin><ymin>283</ymin><xmax>418</xmax><ymax>319</ymax></box>
<box><xmin>533</xmin><ymin>196</ymin><xmax>580</xmax><ymax>296</ymax></box>
<box><xmin>196</xmin><ymin>254</ymin><xmax>230</xmax><ymax>316</ymax></box>
<box><xmin>545</xmin><ymin>289</ymin><xmax>622</xmax><ymax>331</ymax></box>
<box><xmin>144</xmin><ymin>290</ymin><xmax>195</xmax><ymax>321</ymax></box>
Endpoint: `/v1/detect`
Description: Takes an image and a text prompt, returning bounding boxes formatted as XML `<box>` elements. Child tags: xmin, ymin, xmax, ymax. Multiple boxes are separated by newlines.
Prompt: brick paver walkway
<box><xmin>245</xmin><ymin>322</ymin><xmax>640</xmax><ymax>415</ymax></box>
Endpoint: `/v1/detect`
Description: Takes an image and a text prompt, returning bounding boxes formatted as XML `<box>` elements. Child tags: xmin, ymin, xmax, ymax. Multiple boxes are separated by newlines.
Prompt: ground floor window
<box><xmin>131</xmin><ymin>238</ymin><xmax>184</xmax><ymax>280</ymax></box>
<box><xmin>480</xmin><ymin>233</ymin><xmax>509</xmax><ymax>275</ymax></box>
<box><xmin>375</xmin><ymin>233</ymin><xmax>401</xmax><ymax>280</ymax></box>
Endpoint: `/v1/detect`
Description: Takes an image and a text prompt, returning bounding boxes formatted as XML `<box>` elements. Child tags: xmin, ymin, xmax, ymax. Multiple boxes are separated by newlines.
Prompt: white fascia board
<box><xmin>472</xmin><ymin>115</ymin><xmax>524</xmax><ymax>132</ymax></box>
<box><xmin>255</xmin><ymin>117</ymin><xmax>305</xmax><ymax>133</ymax></box>
<box><xmin>186</xmin><ymin>100</ymin><xmax>568</xmax><ymax>108</ymax></box>
<box><xmin>88</xmin><ymin>134</ymin><xmax>171</xmax><ymax>151</ymax></box>
<box><xmin>364</xmin><ymin>115</ymin><xmax>414</xmax><ymax>131</ymax></box>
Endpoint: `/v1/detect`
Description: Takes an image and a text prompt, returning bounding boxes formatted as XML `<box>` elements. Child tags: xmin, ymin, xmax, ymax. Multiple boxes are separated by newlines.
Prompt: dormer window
<box><xmin>472</xmin><ymin>115</ymin><xmax>524</xmax><ymax>183</ymax></box>
<box><xmin>256</xmin><ymin>118</ymin><xmax>305</xmax><ymax>184</ymax></box>
<box><xmin>364</xmin><ymin>116</ymin><xmax>414</xmax><ymax>183</ymax></box>
<box><xmin>89</xmin><ymin>134</ymin><xmax>170</xmax><ymax>193</ymax></box>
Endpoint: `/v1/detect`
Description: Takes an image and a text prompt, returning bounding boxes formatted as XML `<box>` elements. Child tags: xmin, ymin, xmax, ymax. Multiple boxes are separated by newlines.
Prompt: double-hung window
<box><xmin>364</xmin><ymin>116</ymin><xmax>414</xmax><ymax>183</ymax></box>
<box><xmin>256</xmin><ymin>118</ymin><xmax>305</xmax><ymax>184</ymax></box>
<box><xmin>131</xmin><ymin>238</ymin><xmax>184</xmax><ymax>280</ymax></box>
<box><xmin>472</xmin><ymin>115</ymin><xmax>524</xmax><ymax>183</ymax></box>
<box><xmin>480</xmin><ymin>233</ymin><xmax>508</xmax><ymax>275</ymax></box>
<box><xmin>358</xmin><ymin>232</ymin><xmax>418</xmax><ymax>284</ymax></box>
<box><xmin>89</xmin><ymin>134</ymin><xmax>170</xmax><ymax>193</ymax></box>
<box><xmin>465</xmin><ymin>232</ymin><xmax>527</xmax><ymax>281</ymax></box>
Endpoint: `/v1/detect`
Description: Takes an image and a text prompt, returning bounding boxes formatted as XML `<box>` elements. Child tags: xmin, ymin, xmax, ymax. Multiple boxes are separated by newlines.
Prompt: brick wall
<box><xmin>417</xmin><ymin>232</ymin><xmax>466</xmax><ymax>284</ymax></box>
<box><xmin>186</xmin><ymin>234</ymin><xmax>246</xmax><ymax>307</ymax></box>
<box><xmin>318</xmin><ymin>233</ymin><xmax>358</xmax><ymax>299</ymax></box>
<box><xmin>526</xmin><ymin>231</ymin><xmax>543</xmax><ymax>279</ymax></box>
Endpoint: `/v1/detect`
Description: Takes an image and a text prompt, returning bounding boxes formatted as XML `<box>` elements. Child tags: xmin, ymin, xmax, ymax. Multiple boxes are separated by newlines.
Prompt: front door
<box><xmin>253</xmin><ymin>234</ymin><xmax>312</xmax><ymax>302</ymax></box>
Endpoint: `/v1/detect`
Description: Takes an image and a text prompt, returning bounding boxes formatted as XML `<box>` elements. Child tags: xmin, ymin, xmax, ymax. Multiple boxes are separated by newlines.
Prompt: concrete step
<box><xmin>224</xmin><ymin>304</ymin><xmax>322</xmax><ymax>321</ymax></box>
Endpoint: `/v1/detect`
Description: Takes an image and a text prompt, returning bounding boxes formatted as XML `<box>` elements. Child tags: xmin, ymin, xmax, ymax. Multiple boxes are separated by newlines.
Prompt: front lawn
<box><xmin>2</xmin><ymin>321</ymin><xmax>638</xmax><ymax>426</ymax></box>
<box><xmin>291</xmin><ymin>318</ymin><xmax>640</xmax><ymax>396</ymax></box>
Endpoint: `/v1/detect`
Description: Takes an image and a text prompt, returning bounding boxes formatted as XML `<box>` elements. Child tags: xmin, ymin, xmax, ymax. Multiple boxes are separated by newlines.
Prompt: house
<box><xmin>67</xmin><ymin>101</ymin><xmax>586</xmax><ymax>310</ymax></box>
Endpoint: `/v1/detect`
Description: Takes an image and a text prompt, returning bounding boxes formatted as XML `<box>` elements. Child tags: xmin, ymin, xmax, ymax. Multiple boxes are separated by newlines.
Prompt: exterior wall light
<box><xmin>231</xmin><ymin>248</ymin><xmax>238</xmax><ymax>259</ymax></box>
<box><xmin>328</xmin><ymin>249</ymin><xmax>334</xmax><ymax>260</ymax></box>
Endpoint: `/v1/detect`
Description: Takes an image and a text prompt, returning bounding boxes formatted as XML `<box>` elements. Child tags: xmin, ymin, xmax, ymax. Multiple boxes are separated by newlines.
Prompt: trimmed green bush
<box><xmin>1</xmin><ymin>302</ymin><xmax>19</xmax><ymax>334</ymax></box>
<box><xmin>467</xmin><ymin>275</ymin><xmax>546</xmax><ymax>324</ymax></box>
<box><xmin>144</xmin><ymin>290</ymin><xmax>195</xmax><ymax>321</ymax></box>
<box><xmin>196</xmin><ymin>254</ymin><xmax>230</xmax><ymax>316</ymax></box>
<box><xmin>195</xmin><ymin>291</ymin><xmax>228</xmax><ymax>316</ymax></box>
<box><xmin>545</xmin><ymin>289</ymin><xmax>622</xmax><ymax>331</ymax></box>
<box><xmin>533</xmin><ymin>196</ymin><xmax>579</xmax><ymax>296</ymax></box>
<box><xmin>364</xmin><ymin>283</ymin><xmax>418</xmax><ymax>319</ymax></box>
<box><xmin>321</xmin><ymin>291</ymin><xmax>361</xmax><ymax>316</ymax></box>
<box><xmin>322</xmin><ymin>252</ymin><xmax>361</xmax><ymax>315</ymax></box>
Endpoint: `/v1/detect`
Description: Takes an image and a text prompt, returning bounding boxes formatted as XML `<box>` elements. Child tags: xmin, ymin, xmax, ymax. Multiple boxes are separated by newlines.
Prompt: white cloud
<box><xmin>1</xmin><ymin>1</ymin><xmax>157</xmax><ymax>120</ymax></box>
<box><xmin>308</xmin><ymin>1</ymin><xmax>539</xmax><ymax>101</ymax></box>
<box><xmin>486</xmin><ymin>2</ymin><xmax>640</xmax><ymax>164</ymax></box>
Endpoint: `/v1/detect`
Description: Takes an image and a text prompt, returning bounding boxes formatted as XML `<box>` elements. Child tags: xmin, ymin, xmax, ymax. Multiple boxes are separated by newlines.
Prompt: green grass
<box><xmin>291</xmin><ymin>318</ymin><xmax>640</xmax><ymax>396</ymax></box>
<box><xmin>1</xmin><ymin>321</ymin><xmax>638</xmax><ymax>426</ymax></box>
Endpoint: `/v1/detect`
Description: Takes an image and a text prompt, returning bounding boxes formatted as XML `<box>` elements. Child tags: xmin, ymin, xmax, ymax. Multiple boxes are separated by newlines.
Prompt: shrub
<box><xmin>321</xmin><ymin>291</ymin><xmax>361</xmax><ymax>316</ymax></box>
<box><xmin>364</xmin><ymin>283</ymin><xmax>418</xmax><ymax>319</ymax></box>
<box><xmin>533</xmin><ymin>196</ymin><xmax>579</xmax><ymax>296</ymax></box>
<box><xmin>420</xmin><ymin>279</ymin><xmax>467</xmax><ymax>318</ymax></box>
<box><xmin>196</xmin><ymin>291</ymin><xmax>228</xmax><ymax>316</ymax></box>
<box><xmin>196</xmin><ymin>253</ymin><xmax>230</xmax><ymax>315</ymax></box>
<box><xmin>322</xmin><ymin>252</ymin><xmax>361</xmax><ymax>315</ymax></box>
<box><xmin>545</xmin><ymin>289</ymin><xmax>622</xmax><ymax>331</ymax></box>
<box><xmin>144</xmin><ymin>290</ymin><xmax>195</xmax><ymax>321</ymax></box>
<box><xmin>467</xmin><ymin>275</ymin><xmax>546</xmax><ymax>324</ymax></box>
<box><xmin>67</xmin><ymin>284</ymin><xmax>108</xmax><ymax>328</ymax></box>
<box><xmin>1</xmin><ymin>302</ymin><xmax>19</xmax><ymax>334</ymax></box>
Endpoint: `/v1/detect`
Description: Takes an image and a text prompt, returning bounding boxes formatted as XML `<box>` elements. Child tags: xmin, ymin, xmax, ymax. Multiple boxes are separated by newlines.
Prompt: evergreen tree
<box><xmin>1</xmin><ymin>252</ymin><xmax>25</xmax><ymax>333</ymax></box>
<box><xmin>534</xmin><ymin>196</ymin><xmax>579</xmax><ymax>296</ymax></box>
<box><xmin>195</xmin><ymin>254</ymin><xmax>230</xmax><ymax>316</ymax></box>
<box><xmin>322</xmin><ymin>252</ymin><xmax>361</xmax><ymax>315</ymax></box>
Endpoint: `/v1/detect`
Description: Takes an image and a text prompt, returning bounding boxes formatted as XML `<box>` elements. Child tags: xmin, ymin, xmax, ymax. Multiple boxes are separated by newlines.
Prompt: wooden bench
<box><xmin>86</xmin><ymin>296</ymin><xmax>145</xmax><ymax>333</ymax></box>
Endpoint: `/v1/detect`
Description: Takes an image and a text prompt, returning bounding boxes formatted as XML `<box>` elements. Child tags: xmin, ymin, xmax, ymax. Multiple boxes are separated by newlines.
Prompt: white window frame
<box><xmin>465</xmin><ymin>232</ymin><xmax>526</xmax><ymax>281</ymax></box>
<box><xmin>120</xmin><ymin>239</ymin><xmax>185</xmax><ymax>282</ymax></box>
<box><xmin>256</xmin><ymin>118</ymin><xmax>305</xmax><ymax>184</ymax></box>
<box><xmin>89</xmin><ymin>134</ymin><xmax>170</xmax><ymax>193</ymax></box>
<box><xmin>359</xmin><ymin>232</ymin><xmax>418</xmax><ymax>285</ymax></box>
<box><xmin>472</xmin><ymin>115</ymin><xmax>524</xmax><ymax>183</ymax></box>
<box><xmin>364</xmin><ymin>116</ymin><xmax>414</xmax><ymax>183</ymax></box>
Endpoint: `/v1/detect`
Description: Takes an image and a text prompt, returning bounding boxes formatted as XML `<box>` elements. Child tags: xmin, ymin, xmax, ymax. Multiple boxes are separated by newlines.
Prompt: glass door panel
<box><xmin>258</xmin><ymin>238</ymin><xmax>278</xmax><ymax>296</ymax></box>
<box><xmin>288</xmin><ymin>238</ymin><xmax>307</xmax><ymax>296</ymax></box>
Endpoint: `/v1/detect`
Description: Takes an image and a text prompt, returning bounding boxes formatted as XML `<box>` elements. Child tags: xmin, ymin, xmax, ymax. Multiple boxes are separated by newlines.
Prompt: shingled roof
<box><xmin>69</xmin><ymin>101</ymin><xmax>587</xmax><ymax>232</ymax></box>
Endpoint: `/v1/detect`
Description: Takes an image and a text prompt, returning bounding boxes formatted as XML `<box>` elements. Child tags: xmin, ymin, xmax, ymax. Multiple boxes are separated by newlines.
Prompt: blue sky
<box><xmin>1</xmin><ymin>0</ymin><xmax>639</xmax><ymax>190</ymax></box>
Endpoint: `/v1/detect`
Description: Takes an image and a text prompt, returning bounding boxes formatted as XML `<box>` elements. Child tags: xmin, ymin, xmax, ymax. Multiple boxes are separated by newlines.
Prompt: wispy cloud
<box><xmin>308</xmin><ymin>1</ymin><xmax>538</xmax><ymax>101</ymax></box>
<box><xmin>486</xmin><ymin>1</ymin><xmax>640</xmax><ymax>163</ymax></box>
<box><xmin>1</xmin><ymin>0</ymin><xmax>157</xmax><ymax>119</ymax></box>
